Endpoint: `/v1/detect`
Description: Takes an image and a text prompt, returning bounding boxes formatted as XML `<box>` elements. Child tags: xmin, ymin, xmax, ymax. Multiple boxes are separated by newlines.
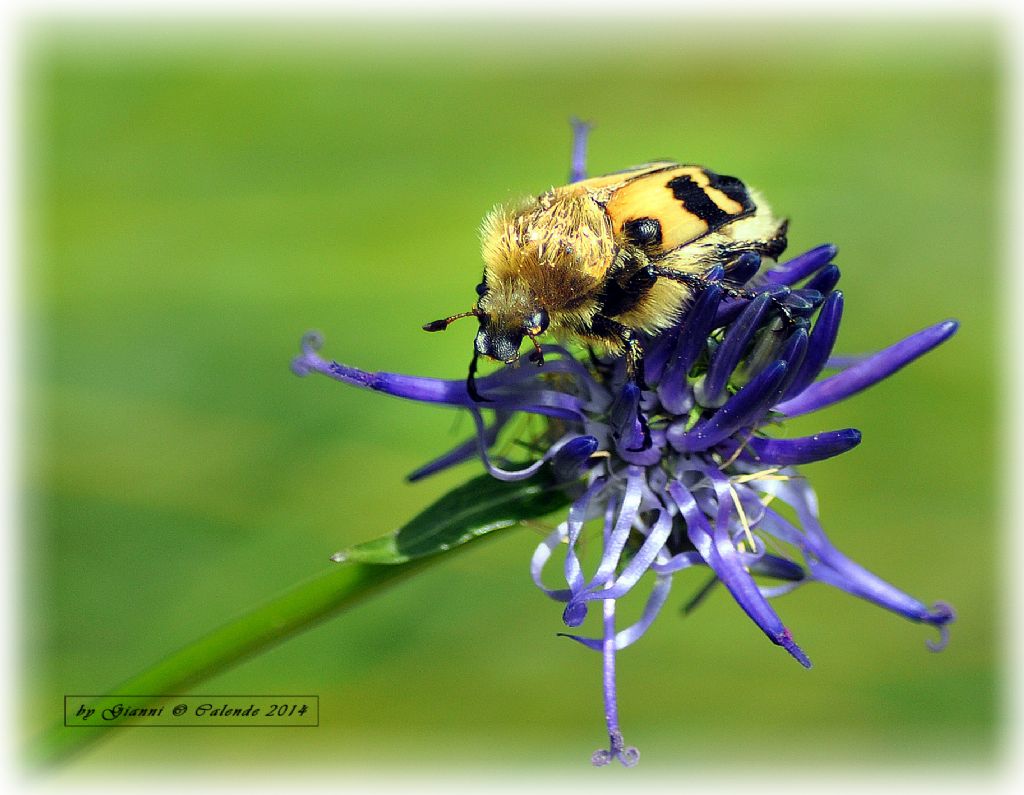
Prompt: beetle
<box><xmin>425</xmin><ymin>159</ymin><xmax>789</xmax><ymax>401</ymax></box>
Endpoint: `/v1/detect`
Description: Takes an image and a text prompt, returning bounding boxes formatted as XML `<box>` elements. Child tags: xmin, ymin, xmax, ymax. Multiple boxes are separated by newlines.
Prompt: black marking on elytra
<box><xmin>705</xmin><ymin>170</ymin><xmax>756</xmax><ymax>214</ymax></box>
<box><xmin>622</xmin><ymin>217</ymin><xmax>663</xmax><ymax>249</ymax></box>
<box><xmin>667</xmin><ymin>174</ymin><xmax>730</xmax><ymax>228</ymax></box>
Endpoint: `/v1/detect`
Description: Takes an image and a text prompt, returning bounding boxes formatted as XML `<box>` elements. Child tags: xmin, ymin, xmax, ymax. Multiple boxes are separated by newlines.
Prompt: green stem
<box><xmin>31</xmin><ymin>556</ymin><xmax>433</xmax><ymax>767</ymax></box>
<box><xmin>31</xmin><ymin>471</ymin><xmax>571</xmax><ymax>768</ymax></box>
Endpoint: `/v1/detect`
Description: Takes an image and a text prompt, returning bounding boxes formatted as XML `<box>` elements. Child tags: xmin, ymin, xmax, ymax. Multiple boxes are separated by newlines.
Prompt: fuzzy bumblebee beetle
<box><xmin>425</xmin><ymin>129</ymin><xmax>791</xmax><ymax>401</ymax></box>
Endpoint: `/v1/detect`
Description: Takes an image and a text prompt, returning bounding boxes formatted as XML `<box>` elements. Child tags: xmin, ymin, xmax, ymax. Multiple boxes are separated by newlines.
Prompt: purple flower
<box><xmin>291</xmin><ymin>241</ymin><xmax>957</xmax><ymax>766</ymax></box>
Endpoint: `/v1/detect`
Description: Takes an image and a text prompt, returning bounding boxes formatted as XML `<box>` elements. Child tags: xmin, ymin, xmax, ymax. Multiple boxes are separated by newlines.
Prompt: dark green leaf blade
<box><xmin>337</xmin><ymin>470</ymin><xmax>571</xmax><ymax>565</ymax></box>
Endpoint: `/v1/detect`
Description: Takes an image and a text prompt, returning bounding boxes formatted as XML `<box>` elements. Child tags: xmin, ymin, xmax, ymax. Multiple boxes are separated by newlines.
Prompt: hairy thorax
<box><xmin>479</xmin><ymin>192</ymin><xmax>615</xmax><ymax>332</ymax></box>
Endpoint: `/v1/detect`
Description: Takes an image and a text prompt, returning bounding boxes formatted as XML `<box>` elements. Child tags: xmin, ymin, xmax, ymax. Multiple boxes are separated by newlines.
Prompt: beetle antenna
<box><xmin>526</xmin><ymin>332</ymin><xmax>545</xmax><ymax>366</ymax></box>
<box><xmin>423</xmin><ymin>309</ymin><xmax>480</xmax><ymax>333</ymax></box>
<box><xmin>466</xmin><ymin>349</ymin><xmax>492</xmax><ymax>403</ymax></box>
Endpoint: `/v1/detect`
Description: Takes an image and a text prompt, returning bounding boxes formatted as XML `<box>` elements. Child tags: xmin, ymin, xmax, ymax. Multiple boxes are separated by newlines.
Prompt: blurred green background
<box><xmin>23</xmin><ymin>18</ymin><xmax>999</xmax><ymax>773</ymax></box>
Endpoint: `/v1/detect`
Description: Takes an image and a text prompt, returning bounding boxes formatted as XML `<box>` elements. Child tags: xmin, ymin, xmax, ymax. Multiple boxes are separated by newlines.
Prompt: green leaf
<box><xmin>336</xmin><ymin>470</ymin><xmax>572</xmax><ymax>565</ymax></box>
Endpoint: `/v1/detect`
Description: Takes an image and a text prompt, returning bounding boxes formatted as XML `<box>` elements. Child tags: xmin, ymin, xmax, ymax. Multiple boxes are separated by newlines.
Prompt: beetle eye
<box><xmin>527</xmin><ymin>309</ymin><xmax>550</xmax><ymax>335</ymax></box>
<box><xmin>475</xmin><ymin>282</ymin><xmax>487</xmax><ymax>297</ymax></box>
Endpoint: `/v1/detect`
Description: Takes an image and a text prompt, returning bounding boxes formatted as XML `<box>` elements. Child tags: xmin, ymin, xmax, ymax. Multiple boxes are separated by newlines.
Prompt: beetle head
<box><xmin>474</xmin><ymin>297</ymin><xmax>550</xmax><ymax>365</ymax></box>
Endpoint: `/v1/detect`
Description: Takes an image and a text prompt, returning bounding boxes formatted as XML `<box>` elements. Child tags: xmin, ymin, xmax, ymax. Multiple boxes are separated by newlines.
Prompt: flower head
<box><xmin>291</xmin><ymin>242</ymin><xmax>957</xmax><ymax>766</ymax></box>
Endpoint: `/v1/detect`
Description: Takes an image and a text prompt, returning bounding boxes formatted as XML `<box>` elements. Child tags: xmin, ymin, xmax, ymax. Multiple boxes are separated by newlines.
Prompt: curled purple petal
<box><xmin>469</xmin><ymin>409</ymin><xmax>576</xmax><ymax>482</ymax></box>
<box><xmin>669</xmin><ymin>479</ymin><xmax>811</xmax><ymax>668</ymax></box>
<box><xmin>788</xmin><ymin>287</ymin><xmax>825</xmax><ymax>312</ymax></box>
<box><xmin>560</xmin><ymin>569</ymin><xmax>673</xmax><ymax>651</ymax></box>
<box><xmin>551</xmin><ymin>435</ymin><xmax>600</xmax><ymax>481</ymax></box>
<box><xmin>763</xmin><ymin>243</ymin><xmax>838</xmax><ymax>286</ymax></box>
<box><xmin>779</xmin><ymin>289</ymin><xmax>820</xmax><ymax>317</ymax></box>
<box><xmin>295</xmin><ymin>333</ymin><xmax>585</xmax><ymax>421</ymax></box>
<box><xmin>530</xmin><ymin>524</ymin><xmax>573</xmax><ymax>602</ymax></box>
<box><xmin>697</xmin><ymin>292</ymin><xmax>772</xmax><ymax>407</ymax></box>
<box><xmin>781</xmin><ymin>290</ymin><xmax>844</xmax><ymax>401</ymax></box>
<box><xmin>925</xmin><ymin>602</ymin><xmax>956</xmax><ymax>651</ymax></box>
<box><xmin>569</xmin><ymin>117</ymin><xmax>592</xmax><ymax>183</ymax></box>
<box><xmin>721</xmin><ymin>428</ymin><xmax>862</xmax><ymax>466</ymax></box>
<box><xmin>775</xmin><ymin>320</ymin><xmax>958</xmax><ymax>417</ymax></box>
<box><xmin>803</xmin><ymin>263</ymin><xmax>841</xmax><ymax>296</ymax></box>
<box><xmin>562</xmin><ymin>600</ymin><xmax>589</xmax><ymax>626</ymax></box>
<box><xmin>574</xmin><ymin>506</ymin><xmax>673</xmax><ymax>603</ymax></box>
<box><xmin>651</xmin><ymin>550</ymin><xmax>706</xmax><ymax>575</ymax></box>
<box><xmin>563</xmin><ymin>477</ymin><xmax>610</xmax><ymax>594</ymax></box>
<box><xmin>564</xmin><ymin>468</ymin><xmax>645</xmax><ymax>625</ymax></box>
<box><xmin>658</xmin><ymin>282</ymin><xmax>723</xmax><ymax>412</ymax></box>
<box><xmin>754</xmin><ymin>479</ymin><xmax>955</xmax><ymax>647</ymax></box>
<box><xmin>808</xmin><ymin>561</ymin><xmax>953</xmax><ymax>632</ymax></box>
<box><xmin>609</xmin><ymin>573</ymin><xmax>673</xmax><ymax>649</ymax></box>
<box><xmin>669</xmin><ymin>361</ymin><xmax>788</xmax><ymax>453</ymax></box>
<box><xmin>610</xmin><ymin>382</ymin><xmax>649</xmax><ymax>453</ymax></box>
<box><xmin>723</xmin><ymin>251</ymin><xmax>761</xmax><ymax>286</ymax></box>
<box><xmin>325</xmin><ymin>360</ymin><xmax>473</xmax><ymax>405</ymax></box>
<box><xmin>772</xmin><ymin>327</ymin><xmax>810</xmax><ymax>399</ymax></box>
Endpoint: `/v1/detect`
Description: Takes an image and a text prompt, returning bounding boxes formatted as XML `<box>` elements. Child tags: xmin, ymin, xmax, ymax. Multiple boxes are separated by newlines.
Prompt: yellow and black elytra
<box><xmin>424</xmin><ymin>159</ymin><xmax>789</xmax><ymax>401</ymax></box>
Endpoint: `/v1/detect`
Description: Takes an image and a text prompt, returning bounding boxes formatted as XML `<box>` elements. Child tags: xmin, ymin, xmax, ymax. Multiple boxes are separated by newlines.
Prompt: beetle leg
<box><xmin>590</xmin><ymin>314</ymin><xmax>648</xmax><ymax>390</ymax></box>
<box><xmin>589</xmin><ymin>315</ymin><xmax>652</xmax><ymax>452</ymax></box>
<box><xmin>649</xmin><ymin>263</ymin><xmax>801</xmax><ymax>327</ymax></box>
<box><xmin>526</xmin><ymin>332</ymin><xmax>545</xmax><ymax>366</ymax></box>
<box><xmin>466</xmin><ymin>349</ymin><xmax>492</xmax><ymax>403</ymax></box>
